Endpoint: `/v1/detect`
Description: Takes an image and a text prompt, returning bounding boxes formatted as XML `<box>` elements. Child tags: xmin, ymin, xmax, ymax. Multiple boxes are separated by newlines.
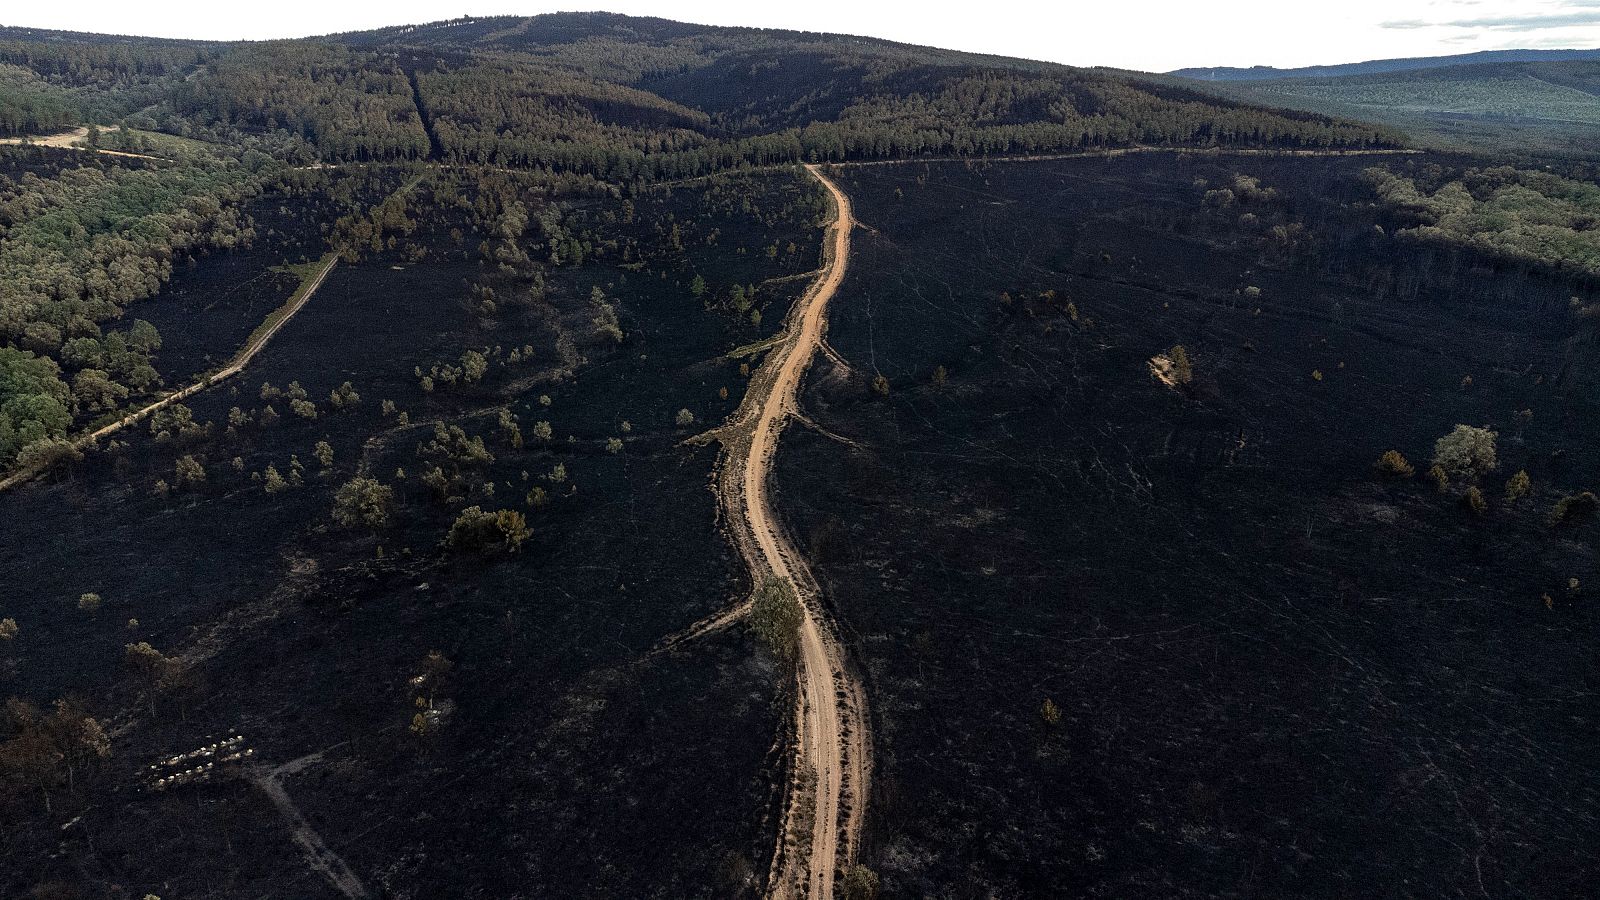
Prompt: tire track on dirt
<box><xmin>712</xmin><ymin>163</ymin><xmax>867</xmax><ymax>900</ymax></box>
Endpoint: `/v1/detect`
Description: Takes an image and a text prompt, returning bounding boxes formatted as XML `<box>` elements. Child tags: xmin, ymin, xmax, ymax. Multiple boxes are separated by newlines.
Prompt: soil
<box><xmin>711</xmin><ymin>164</ymin><xmax>869</xmax><ymax>900</ymax></box>
<box><xmin>775</xmin><ymin>152</ymin><xmax>1600</xmax><ymax>898</ymax></box>
<box><xmin>0</xmin><ymin>169</ymin><xmax>829</xmax><ymax>899</ymax></box>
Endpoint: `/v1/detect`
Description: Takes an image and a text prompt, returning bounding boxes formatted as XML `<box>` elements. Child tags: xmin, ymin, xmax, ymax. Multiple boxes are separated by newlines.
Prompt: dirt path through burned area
<box><xmin>0</xmin><ymin>254</ymin><xmax>338</xmax><ymax>493</ymax></box>
<box><xmin>83</xmin><ymin>253</ymin><xmax>339</xmax><ymax>444</ymax></box>
<box><xmin>713</xmin><ymin>163</ymin><xmax>868</xmax><ymax>900</ymax></box>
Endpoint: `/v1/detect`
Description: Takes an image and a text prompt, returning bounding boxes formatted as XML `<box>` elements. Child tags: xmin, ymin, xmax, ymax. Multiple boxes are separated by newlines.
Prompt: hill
<box><xmin>1168</xmin><ymin>58</ymin><xmax>1600</xmax><ymax>158</ymax></box>
<box><xmin>0</xmin><ymin>13</ymin><xmax>1397</xmax><ymax>172</ymax></box>
<box><xmin>1170</xmin><ymin>47</ymin><xmax>1600</xmax><ymax>81</ymax></box>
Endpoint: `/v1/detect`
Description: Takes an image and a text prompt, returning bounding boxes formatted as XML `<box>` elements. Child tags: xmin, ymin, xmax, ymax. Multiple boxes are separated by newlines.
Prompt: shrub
<box><xmin>329</xmin><ymin>381</ymin><xmax>361</xmax><ymax>409</ymax></box>
<box><xmin>446</xmin><ymin>507</ymin><xmax>531</xmax><ymax>553</ymax></box>
<box><xmin>750</xmin><ymin>577</ymin><xmax>802</xmax><ymax>661</ymax></box>
<box><xmin>174</xmin><ymin>455</ymin><xmax>205</xmax><ymax>485</ymax></box>
<box><xmin>1426</xmin><ymin>465</ymin><xmax>1449</xmax><ymax>493</ymax></box>
<box><xmin>123</xmin><ymin>641</ymin><xmax>182</xmax><ymax>715</ymax></box>
<box><xmin>0</xmin><ymin>697</ymin><xmax>110</xmax><ymax>808</ymax></box>
<box><xmin>332</xmin><ymin>477</ymin><xmax>395</xmax><ymax>530</ymax></box>
<box><xmin>1551</xmin><ymin>492</ymin><xmax>1599</xmax><ymax>526</ymax></box>
<box><xmin>841</xmin><ymin>864</ymin><xmax>880</xmax><ymax>900</ymax></box>
<box><xmin>1168</xmin><ymin>345</ymin><xmax>1193</xmax><ymax>384</ymax></box>
<box><xmin>1432</xmin><ymin>425</ymin><xmax>1497</xmax><ymax>478</ymax></box>
<box><xmin>15</xmin><ymin>438</ymin><xmax>81</xmax><ymax>473</ymax></box>
<box><xmin>497</xmin><ymin>408</ymin><xmax>522</xmax><ymax>448</ymax></box>
<box><xmin>1375</xmin><ymin>450</ymin><xmax>1414</xmax><ymax>477</ymax></box>
<box><xmin>1505</xmin><ymin>470</ymin><xmax>1531</xmax><ymax>502</ymax></box>
<box><xmin>421</xmin><ymin>466</ymin><xmax>451</xmax><ymax>499</ymax></box>
<box><xmin>416</xmin><ymin>423</ymin><xmax>493</xmax><ymax>468</ymax></box>
<box><xmin>263</xmin><ymin>465</ymin><xmax>288</xmax><ymax>493</ymax></box>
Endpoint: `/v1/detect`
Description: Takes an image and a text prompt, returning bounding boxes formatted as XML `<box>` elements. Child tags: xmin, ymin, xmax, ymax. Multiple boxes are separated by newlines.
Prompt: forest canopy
<box><xmin>1365</xmin><ymin>164</ymin><xmax>1600</xmax><ymax>276</ymax></box>
<box><xmin>0</xmin><ymin>151</ymin><xmax>268</xmax><ymax>467</ymax></box>
<box><xmin>0</xmin><ymin>15</ymin><xmax>1401</xmax><ymax>177</ymax></box>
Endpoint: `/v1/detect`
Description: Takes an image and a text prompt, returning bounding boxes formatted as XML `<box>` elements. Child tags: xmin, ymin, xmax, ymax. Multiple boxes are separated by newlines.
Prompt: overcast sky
<box><xmin>5</xmin><ymin>0</ymin><xmax>1599</xmax><ymax>71</ymax></box>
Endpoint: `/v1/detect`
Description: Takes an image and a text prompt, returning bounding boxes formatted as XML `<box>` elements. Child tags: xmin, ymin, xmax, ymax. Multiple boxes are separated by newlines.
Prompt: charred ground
<box><xmin>776</xmin><ymin>152</ymin><xmax>1600</xmax><ymax>897</ymax></box>
<box><xmin>0</xmin><ymin>163</ymin><xmax>828</xmax><ymax>898</ymax></box>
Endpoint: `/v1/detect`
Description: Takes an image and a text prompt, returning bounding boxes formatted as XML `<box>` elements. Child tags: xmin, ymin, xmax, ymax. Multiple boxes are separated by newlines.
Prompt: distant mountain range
<box><xmin>1159</xmin><ymin>48</ymin><xmax>1600</xmax><ymax>158</ymax></box>
<box><xmin>1169</xmin><ymin>48</ymin><xmax>1600</xmax><ymax>82</ymax></box>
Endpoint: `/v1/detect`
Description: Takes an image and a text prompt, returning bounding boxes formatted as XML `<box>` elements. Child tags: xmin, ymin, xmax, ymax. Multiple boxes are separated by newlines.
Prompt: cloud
<box><xmin>1383</xmin><ymin>1</ymin><xmax>1600</xmax><ymax>31</ymax></box>
<box><xmin>1445</xmin><ymin>12</ymin><xmax>1600</xmax><ymax>30</ymax></box>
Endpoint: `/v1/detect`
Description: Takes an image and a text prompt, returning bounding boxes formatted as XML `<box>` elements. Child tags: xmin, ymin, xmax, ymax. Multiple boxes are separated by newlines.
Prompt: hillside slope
<box><xmin>1171</xmin><ymin>47</ymin><xmax>1600</xmax><ymax>81</ymax></box>
<box><xmin>1169</xmin><ymin>59</ymin><xmax>1600</xmax><ymax>158</ymax></box>
<box><xmin>0</xmin><ymin>13</ymin><xmax>1399</xmax><ymax>176</ymax></box>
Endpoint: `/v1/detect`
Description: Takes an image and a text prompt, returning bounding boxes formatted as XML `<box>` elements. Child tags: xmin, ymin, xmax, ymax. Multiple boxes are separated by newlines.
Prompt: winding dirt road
<box><xmin>715</xmin><ymin>164</ymin><xmax>868</xmax><ymax>899</ymax></box>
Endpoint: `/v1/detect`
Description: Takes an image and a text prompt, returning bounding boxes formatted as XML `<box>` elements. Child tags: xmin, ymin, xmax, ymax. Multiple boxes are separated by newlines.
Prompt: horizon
<box><xmin>3</xmin><ymin>1</ymin><xmax>1600</xmax><ymax>72</ymax></box>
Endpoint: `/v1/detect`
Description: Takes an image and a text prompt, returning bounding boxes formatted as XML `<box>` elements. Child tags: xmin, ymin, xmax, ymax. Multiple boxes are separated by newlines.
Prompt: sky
<box><xmin>4</xmin><ymin>0</ymin><xmax>1600</xmax><ymax>71</ymax></box>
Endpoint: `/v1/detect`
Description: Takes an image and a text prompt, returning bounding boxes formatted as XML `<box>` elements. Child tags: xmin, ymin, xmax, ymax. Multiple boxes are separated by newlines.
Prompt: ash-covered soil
<box><xmin>0</xmin><ymin>169</ymin><xmax>827</xmax><ymax>898</ymax></box>
<box><xmin>775</xmin><ymin>153</ymin><xmax>1600</xmax><ymax>897</ymax></box>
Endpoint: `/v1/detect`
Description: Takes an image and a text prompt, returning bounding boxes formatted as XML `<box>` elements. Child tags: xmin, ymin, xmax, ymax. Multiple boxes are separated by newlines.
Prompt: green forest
<box><xmin>1173</xmin><ymin>60</ymin><xmax>1600</xmax><ymax>159</ymax></box>
<box><xmin>6</xmin><ymin>14</ymin><xmax>1399</xmax><ymax>171</ymax></box>
<box><xmin>1365</xmin><ymin>164</ymin><xmax>1600</xmax><ymax>276</ymax></box>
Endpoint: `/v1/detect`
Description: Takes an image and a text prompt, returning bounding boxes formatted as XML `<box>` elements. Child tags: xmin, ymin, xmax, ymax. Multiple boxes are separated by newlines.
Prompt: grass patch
<box><xmin>724</xmin><ymin>333</ymin><xmax>784</xmax><ymax>360</ymax></box>
<box><xmin>247</xmin><ymin>253</ymin><xmax>337</xmax><ymax>351</ymax></box>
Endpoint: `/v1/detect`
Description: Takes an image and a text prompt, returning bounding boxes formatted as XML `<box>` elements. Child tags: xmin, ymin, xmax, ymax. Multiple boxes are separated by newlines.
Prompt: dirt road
<box><xmin>0</xmin><ymin>125</ymin><xmax>167</xmax><ymax>161</ymax></box>
<box><xmin>251</xmin><ymin>753</ymin><xmax>370</xmax><ymax>899</ymax></box>
<box><xmin>0</xmin><ymin>254</ymin><xmax>337</xmax><ymax>493</ymax></box>
<box><xmin>715</xmin><ymin>164</ymin><xmax>868</xmax><ymax>899</ymax></box>
<box><xmin>84</xmin><ymin>253</ymin><xmax>338</xmax><ymax>444</ymax></box>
